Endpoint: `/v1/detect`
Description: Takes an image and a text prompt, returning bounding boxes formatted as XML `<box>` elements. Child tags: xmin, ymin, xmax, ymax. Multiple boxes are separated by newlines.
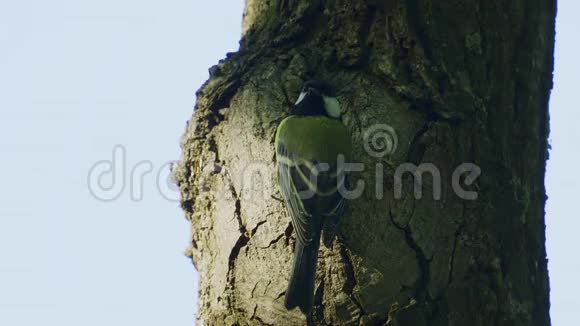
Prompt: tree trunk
<box><xmin>173</xmin><ymin>0</ymin><xmax>555</xmax><ymax>325</ymax></box>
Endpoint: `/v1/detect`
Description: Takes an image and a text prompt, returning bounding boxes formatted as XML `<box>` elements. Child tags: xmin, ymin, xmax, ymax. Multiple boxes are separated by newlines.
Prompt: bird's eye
<box><xmin>309</xmin><ymin>87</ymin><xmax>320</xmax><ymax>96</ymax></box>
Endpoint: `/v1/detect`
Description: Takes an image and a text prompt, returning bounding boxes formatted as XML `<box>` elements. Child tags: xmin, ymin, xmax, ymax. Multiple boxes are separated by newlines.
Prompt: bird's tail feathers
<box><xmin>284</xmin><ymin>233</ymin><xmax>320</xmax><ymax>315</ymax></box>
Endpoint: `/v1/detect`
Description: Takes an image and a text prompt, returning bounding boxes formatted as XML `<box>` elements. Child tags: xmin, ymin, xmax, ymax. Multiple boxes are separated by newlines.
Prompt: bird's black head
<box><xmin>293</xmin><ymin>79</ymin><xmax>341</xmax><ymax>119</ymax></box>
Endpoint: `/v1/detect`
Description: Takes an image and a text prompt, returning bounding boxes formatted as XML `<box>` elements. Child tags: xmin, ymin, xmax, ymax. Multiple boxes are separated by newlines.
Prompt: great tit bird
<box><xmin>275</xmin><ymin>80</ymin><xmax>352</xmax><ymax>315</ymax></box>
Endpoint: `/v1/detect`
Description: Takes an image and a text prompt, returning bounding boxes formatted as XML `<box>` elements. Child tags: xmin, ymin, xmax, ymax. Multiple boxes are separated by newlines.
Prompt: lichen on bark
<box><xmin>174</xmin><ymin>0</ymin><xmax>555</xmax><ymax>325</ymax></box>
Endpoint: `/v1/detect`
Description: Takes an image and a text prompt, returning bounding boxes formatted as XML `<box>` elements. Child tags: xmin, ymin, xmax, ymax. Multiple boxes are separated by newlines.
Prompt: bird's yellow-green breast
<box><xmin>276</xmin><ymin>116</ymin><xmax>352</xmax><ymax>163</ymax></box>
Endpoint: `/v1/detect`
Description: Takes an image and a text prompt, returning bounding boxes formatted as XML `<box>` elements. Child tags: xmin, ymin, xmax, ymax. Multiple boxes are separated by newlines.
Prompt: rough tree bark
<box><xmin>173</xmin><ymin>0</ymin><xmax>555</xmax><ymax>325</ymax></box>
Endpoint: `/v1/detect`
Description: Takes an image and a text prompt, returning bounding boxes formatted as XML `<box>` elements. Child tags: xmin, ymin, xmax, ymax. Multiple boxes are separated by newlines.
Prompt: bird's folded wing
<box><xmin>277</xmin><ymin>140</ymin><xmax>346</xmax><ymax>246</ymax></box>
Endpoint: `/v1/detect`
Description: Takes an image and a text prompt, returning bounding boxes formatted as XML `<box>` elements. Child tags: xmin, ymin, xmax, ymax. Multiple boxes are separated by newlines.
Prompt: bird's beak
<box><xmin>295</xmin><ymin>91</ymin><xmax>307</xmax><ymax>105</ymax></box>
<box><xmin>296</xmin><ymin>87</ymin><xmax>320</xmax><ymax>105</ymax></box>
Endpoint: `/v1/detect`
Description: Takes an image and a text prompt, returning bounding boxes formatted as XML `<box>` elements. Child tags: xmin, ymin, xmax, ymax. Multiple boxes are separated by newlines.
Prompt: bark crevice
<box><xmin>338</xmin><ymin>242</ymin><xmax>366</xmax><ymax>322</ymax></box>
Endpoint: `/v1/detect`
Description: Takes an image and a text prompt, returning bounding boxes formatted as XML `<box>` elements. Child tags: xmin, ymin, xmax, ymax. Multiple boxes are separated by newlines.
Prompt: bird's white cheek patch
<box><xmin>295</xmin><ymin>92</ymin><xmax>307</xmax><ymax>105</ymax></box>
<box><xmin>323</xmin><ymin>96</ymin><xmax>341</xmax><ymax>118</ymax></box>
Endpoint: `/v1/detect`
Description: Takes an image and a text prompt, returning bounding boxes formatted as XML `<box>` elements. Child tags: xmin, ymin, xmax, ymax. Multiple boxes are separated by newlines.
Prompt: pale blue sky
<box><xmin>0</xmin><ymin>1</ymin><xmax>243</xmax><ymax>325</ymax></box>
<box><xmin>0</xmin><ymin>1</ymin><xmax>576</xmax><ymax>325</ymax></box>
<box><xmin>545</xmin><ymin>1</ymin><xmax>580</xmax><ymax>325</ymax></box>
